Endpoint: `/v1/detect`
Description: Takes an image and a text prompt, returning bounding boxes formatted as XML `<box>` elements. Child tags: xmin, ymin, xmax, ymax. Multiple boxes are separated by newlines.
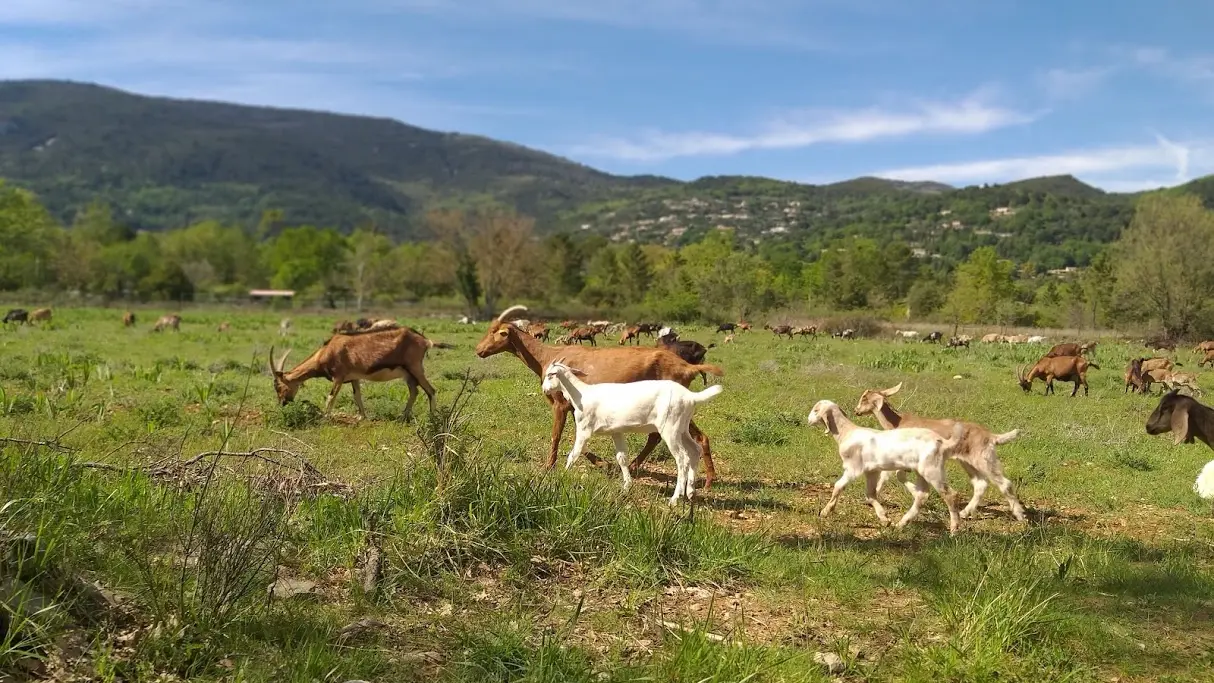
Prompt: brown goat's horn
<box><xmin>496</xmin><ymin>304</ymin><xmax>528</xmax><ymax>323</ymax></box>
<box><xmin>277</xmin><ymin>348</ymin><xmax>292</xmax><ymax>372</ymax></box>
<box><xmin>268</xmin><ymin>346</ymin><xmax>277</xmax><ymax>375</ymax></box>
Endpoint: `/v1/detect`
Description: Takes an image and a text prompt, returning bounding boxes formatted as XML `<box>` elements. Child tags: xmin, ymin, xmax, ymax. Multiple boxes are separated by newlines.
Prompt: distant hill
<box><xmin>2</xmin><ymin>79</ymin><xmax>1212</xmax><ymax>268</ymax></box>
<box><xmin>0</xmin><ymin>80</ymin><xmax>672</xmax><ymax>236</ymax></box>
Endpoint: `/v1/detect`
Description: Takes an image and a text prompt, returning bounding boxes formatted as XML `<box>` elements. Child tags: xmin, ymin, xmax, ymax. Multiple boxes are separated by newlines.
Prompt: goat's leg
<box><xmin>955</xmin><ymin>460</ymin><xmax>987</xmax><ymax>519</ymax></box>
<box><xmin>895</xmin><ymin>476</ymin><xmax>930</xmax><ymax>529</ymax></box>
<box><xmin>546</xmin><ymin>400</ymin><xmax>569</xmax><ymax>469</ymax></box>
<box><xmin>323</xmin><ymin>381</ymin><xmax>344</xmax><ymax>413</ymax></box>
<box><xmin>627</xmin><ymin>433</ymin><xmax>663</xmax><ymax>476</ymax></box>
<box><xmin>675</xmin><ymin>429</ymin><xmax>702</xmax><ymax>503</ymax></box>
<box><xmin>351</xmin><ymin>380</ymin><xmax>367</xmax><ymax>419</ymax></box>
<box><xmin>916</xmin><ymin>464</ymin><xmax>961</xmax><ymax>534</ymax></box>
<box><xmin>402</xmin><ymin>376</ymin><xmax>420</xmax><ymax>422</ymax></box>
<box><xmin>408</xmin><ymin>366</ymin><xmax>437</xmax><ymax>412</ymax></box>
<box><xmin>565</xmin><ymin>429</ymin><xmax>590</xmax><ymax>470</ymax></box>
<box><xmin>984</xmin><ymin>460</ymin><xmax>1027</xmax><ymax>521</ymax></box>
<box><xmin>663</xmin><ymin>435</ymin><xmax>688</xmax><ymax>505</ymax></box>
<box><xmin>820</xmin><ymin>470</ymin><xmax>857</xmax><ymax>517</ymax></box>
<box><xmin>688</xmin><ymin>421</ymin><xmax>715</xmax><ymax>490</ymax></box>
<box><xmin>864</xmin><ymin>471</ymin><xmax>891</xmax><ymax>526</ymax></box>
<box><xmin>611</xmin><ymin>434</ymin><xmax>633</xmax><ymax>491</ymax></box>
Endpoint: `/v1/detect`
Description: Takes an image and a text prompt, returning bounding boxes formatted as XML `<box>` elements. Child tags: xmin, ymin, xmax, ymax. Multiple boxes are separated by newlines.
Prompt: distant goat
<box><xmin>541</xmin><ymin>359</ymin><xmax>723</xmax><ymax>504</ymax></box>
<box><xmin>832</xmin><ymin>328</ymin><xmax>855</xmax><ymax>340</ymax></box>
<box><xmin>217</xmin><ymin>321</ymin><xmax>231</xmax><ymax>333</ymax></box>
<box><xmin>946</xmin><ymin>335</ymin><xmax>970</xmax><ymax>348</ymax></box>
<box><xmin>152</xmin><ymin>314</ymin><xmax>181</xmax><ymax>332</ymax></box>
<box><xmin>808</xmin><ymin>399</ymin><xmax>965</xmax><ymax>534</ymax></box>
<box><xmin>3</xmin><ymin>309</ymin><xmax>28</xmax><ymax>325</ymax></box>
<box><xmin>567</xmin><ymin>327</ymin><xmax>599</xmax><ymax>346</ymax></box>
<box><xmin>123</xmin><ymin>311</ymin><xmax>136</xmax><ymax>328</ymax></box>
<box><xmin>765</xmin><ymin>323</ymin><xmax>794</xmax><ymax>339</ymax></box>
<box><xmin>657</xmin><ymin>331</ymin><xmax>715</xmax><ymax>383</ymax></box>
<box><xmin>922</xmin><ymin>331</ymin><xmax>943</xmax><ymax>344</ymax></box>
<box><xmin>279</xmin><ymin>318</ymin><xmax>292</xmax><ymax>337</ymax></box>
<box><xmin>1124</xmin><ymin>358</ymin><xmax>1147</xmax><ymax>394</ymax></box>
<box><xmin>894</xmin><ymin>330</ymin><xmax>920</xmax><ymax>340</ymax></box>
<box><xmin>716</xmin><ymin>322</ymin><xmax>736</xmax><ymax>333</ymax></box>
<box><xmin>29</xmin><ymin>308</ymin><xmax>51</xmax><ymax>323</ymax></box>
<box><xmin>793</xmin><ymin>325</ymin><xmax>818</xmax><ymax>338</ymax></box>
<box><xmin>1017</xmin><ymin>355</ymin><xmax>1099</xmax><ymax>396</ymax></box>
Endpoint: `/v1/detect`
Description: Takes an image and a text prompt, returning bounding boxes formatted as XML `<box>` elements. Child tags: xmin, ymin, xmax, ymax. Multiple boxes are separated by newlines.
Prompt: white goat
<box><xmin>895</xmin><ymin>330</ymin><xmax>920</xmax><ymax>340</ymax></box>
<box><xmin>1195</xmin><ymin>459</ymin><xmax>1214</xmax><ymax>500</ymax></box>
<box><xmin>807</xmin><ymin>400</ymin><xmax>965</xmax><ymax>534</ymax></box>
<box><xmin>540</xmin><ymin>358</ymin><xmax>723</xmax><ymax>504</ymax></box>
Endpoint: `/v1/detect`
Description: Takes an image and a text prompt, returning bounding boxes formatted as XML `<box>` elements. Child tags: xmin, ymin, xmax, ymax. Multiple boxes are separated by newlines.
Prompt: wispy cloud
<box><xmin>570</xmin><ymin>93</ymin><xmax>1035</xmax><ymax>162</ymax></box>
<box><xmin>1039</xmin><ymin>66</ymin><xmax>1112</xmax><ymax>100</ymax></box>
<box><xmin>875</xmin><ymin>136</ymin><xmax>1207</xmax><ymax>188</ymax></box>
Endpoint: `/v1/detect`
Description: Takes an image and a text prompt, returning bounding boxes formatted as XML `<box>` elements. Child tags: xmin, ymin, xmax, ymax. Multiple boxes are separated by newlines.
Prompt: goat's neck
<box><xmin>874</xmin><ymin>401</ymin><xmax>904</xmax><ymax>429</ymax></box>
<box><xmin>553</xmin><ymin>372</ymin><xmax>586</xmax><ymax>411</ymax></box>
<box><xmin>507</xmin><ymin>326</ymin><xmax>558</xmax><ymax>377</ymax></box>
<box><xmin>283</xmin><ymin>350</ymin><xmax>328</xmax><ymax>383</ymax></box>
<box><xmin>827</xmin><ymin>408</ymin><xmax>857</xmax><ymax>439</ymax></box>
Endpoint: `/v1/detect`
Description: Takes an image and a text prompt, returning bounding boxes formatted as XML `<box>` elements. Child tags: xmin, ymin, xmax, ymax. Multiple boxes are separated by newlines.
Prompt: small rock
<box><xmin>399</xmin><ymin>651</ymin><xmax>443</xmax><ymax>664</ymax></box>
<box><xmin>813</xmin><ymin>651</ymin><xmax>845</xmax><ymax>674</ymax></box>
<box><xmin>268</xmin><ymin>578</ymin><xmax>320</xmax><ymax>601</ymax></box>
<box><xmin>337</xmin><ymin>618</ymin><xmax>387</xmax><ymax>643</ymax></box>
<box><xmin>953</xmin><ymin>374</ymin><xmax>964</xmax><ymax>380</ymax></box>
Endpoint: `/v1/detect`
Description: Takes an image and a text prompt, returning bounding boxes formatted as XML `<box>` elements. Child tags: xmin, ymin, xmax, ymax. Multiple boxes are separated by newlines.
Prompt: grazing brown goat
<box><xmin>29</xmin><ymin>308</ymin><xmax>52</xmax><ymax>323</ymax></box>
<box><xmin>619</xmin><ymin>325</ymin><xmax>642</xmax><ymax>345</ymax></box>
<box><xmin>122</xmin><ymin>311</ymin><xmax>136</xmax><ymax>327</ymax></box>
<box><xmin>567</xmin><ymin>326</ymin><xmax>599</xmax><ymax>346</ymax></box>
<box><xmin>217</xmin><ymin>321</ymin><xmax>231</xmax><ymax>333</ymax></box>
<box><xmin>1200</xmin><ymin>349</ymin><xmax>1214</xmax><ymax>368</ymax></box>
<box><xmin>854</xmin><ymin>383</ymin><xmax>1026</xmax><ymax>521</ymax></box>
<box><xmin>764</xmin><ymin>323</ymin><xmax>794</xmax><ymax>339</ymax></box>
<box><xmin>793</xmin><ymin>325</ymin><xmax>818</xmax><ymax>338</ymax></box>
<box><xmin>1017</xmin><ymin>355</ymin><xmax>1100</xmax><ymax>396</ymax></box>
<box><xmin>1146</xmin><ymin>390</ymin><xmax>1214</xmax><ymax>448</ymax></box>
<box><xmin>1194</xmin><ymin>340</ymin><xmax>1214</xmax><ymax>354</ymax></box>
<box><xmin>152</xmin><ymin>314</ymin><xmax>181</xmax><ymax>332</ymax></box>
<box><xmin>527</xmin><ymin>322</ymin><xmax>550</xmax><ymax>342</ymax></box>
<box><xmin>735</xmin><ymin>322</ymin><xmax>751</xmax><ymax>332</ymax></box>
<box><xmin>1141</xmin><ymin>357</ymin><xmax>1175</xmax><ymax>375</ymax></box>
<box><xmin>1046</xmin><ymin>342</ymin><xmax>1096</xmax><ymax>358</ymax></box>
<box><xmin>474</xmin><ymin>305</ymin><xmax>723</xmax><ymax>489</ymax></box>
<box><xmin>636</xmin><ymin>323</ymin><xmax>662</xmax><ymax>337</ymax></box>
<box><xmin>269</xmin><ymin>326</ymin><xmax>452</xmax><ymax>421</ymax></box>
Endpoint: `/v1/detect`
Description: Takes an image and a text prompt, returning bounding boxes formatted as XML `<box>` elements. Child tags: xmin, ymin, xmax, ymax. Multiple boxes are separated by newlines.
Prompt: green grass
<box><xmin>1</xmin><ymin>308</ymin><xmax>1213</xmax><ymax>681</ymax></box>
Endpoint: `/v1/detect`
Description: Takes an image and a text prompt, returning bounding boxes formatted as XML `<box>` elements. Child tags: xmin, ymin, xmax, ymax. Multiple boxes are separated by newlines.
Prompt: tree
<box><xmin>1112</xmin><ymin>194</ymin><xmax>1214</xmax><ymax>338</ymax></box>
<box><xmin>0</xmin><ymin>182</ymin><xmax>61</xmax><ymax>290</ymax></box>
<box><xmin>428</xmin><ymin>208</ymin><xmax>537</xmax><ymax>316</ymax></box>
<box><xmin>944</xmin><ymin>247</ymin><xmax>1015</xmax><ymax>325</ymax></box>
<box><xmin>617</xmin><ymin>242</ymin><xmax>653</xmax><ymax>304</ymax></box>
<box><xmin>347</xmin><ymin>228</ymin><xmax>394</xmax><ymax>310</ymax></box>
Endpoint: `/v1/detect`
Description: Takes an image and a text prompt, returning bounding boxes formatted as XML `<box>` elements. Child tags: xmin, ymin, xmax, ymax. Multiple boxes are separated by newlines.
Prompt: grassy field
<box><xmin>2</xmin><ymin>307</ymin><xmax>1213</xmax><ymax>682</ymax></box>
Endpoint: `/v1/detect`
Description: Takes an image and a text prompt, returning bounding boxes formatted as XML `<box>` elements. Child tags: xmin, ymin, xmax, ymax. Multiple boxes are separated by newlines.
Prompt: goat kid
<box><xmin>808</xmin><ymin>400</ymin><xmax>965</xmax><ymax>534</ymax></box>
<box><xmin>854</xmin><ymin>383</ymin><xmax>1026</xmax><ymax>521</ymax></box>
<box><xmin>541</xmin><ymin>359</ymin><xmax>723</xmax><ymax>504</ymax></box>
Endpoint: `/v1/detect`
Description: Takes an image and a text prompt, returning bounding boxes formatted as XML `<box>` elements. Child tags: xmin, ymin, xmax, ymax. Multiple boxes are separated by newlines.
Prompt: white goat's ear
<box><xmin>1172</xmin><ymin>405</ymin><xmax>1191</xmax><ymax>445</ymax></box>
<box><xmin>883</xmin><ymin>382</ymin><xmax>902</xmax><ymax>396</ymax></box>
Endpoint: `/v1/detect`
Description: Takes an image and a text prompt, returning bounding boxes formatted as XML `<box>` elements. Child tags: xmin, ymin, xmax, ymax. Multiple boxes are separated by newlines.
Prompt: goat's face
<box><xmin>1146</xmin><ymin>390</ymin><xmax>1192</xmax><ymax>444</ymax></box>
<box><xmin>541</xmin><ymin>359</ymin><xmax>582</xmax><ymax>395</ymax></box>
<box><xmin>806</xmin><ymin>400</ymin><xmax>839</xmax><ymax>434</ymax></box>
<box><xmin>268</xmin><ymin>347</ymin><xmax>299</xmax><ymax>405</ymax></box>
<box><xmin>1015</xmin><ymin>365</ymin><xmax>1033</xmax><ymax>393</ymax></box>
<box><xmin>476</xmin><ymin>305</ymin><xmax>529</xmax><ymax>358</ymax></box>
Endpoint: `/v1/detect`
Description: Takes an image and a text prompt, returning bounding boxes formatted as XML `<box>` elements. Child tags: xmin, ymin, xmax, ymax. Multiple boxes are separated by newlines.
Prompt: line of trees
<box><xmin>2</xmin><ymin>180</ymin><xmax>1212</xmax><ymax>337</ymax></box>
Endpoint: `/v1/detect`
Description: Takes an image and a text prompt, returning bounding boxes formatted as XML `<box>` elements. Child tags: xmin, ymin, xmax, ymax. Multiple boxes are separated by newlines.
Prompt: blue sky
<box><xmin>3</xmin><ymin>0</ymin><xmax>1213</xmax><ymax>191</ymax></box>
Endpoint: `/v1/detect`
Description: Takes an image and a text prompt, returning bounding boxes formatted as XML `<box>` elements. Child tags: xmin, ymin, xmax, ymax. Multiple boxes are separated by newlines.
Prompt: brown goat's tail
<box><xmin>428</xmin><ymin>340</ymin><xmax>456</xmax><ymax>350</ymax></box>
<box><xmin>1087</xmin><ymin>362</ymin><xmax>1101</xmax><ymax>370</ymax></box>
<box><xmin>693</xmin><ymin>363</ymin><xmax>724</xmax><ymax>377</ymax></box>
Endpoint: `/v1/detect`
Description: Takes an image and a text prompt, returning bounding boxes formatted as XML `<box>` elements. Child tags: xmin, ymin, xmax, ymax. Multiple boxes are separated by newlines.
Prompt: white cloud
<box><xmin>1039</xmin><ymin>67</ymin><xmax>1111</xmax><ymax>100</ymax></box>
<box><xmin>1122</xmin><ymin>45</ymin><xmax>1214</xmax><ymax>86</ymax></box>
<box><xmin>571</xmin><ymin>94</ymin><xmax>1034</xmax><ymax>161</ymax></box>
<box><xmin>875</xmin><ymin>136</ymin><xmax>1210</xmax><ymax>189</ymax></box>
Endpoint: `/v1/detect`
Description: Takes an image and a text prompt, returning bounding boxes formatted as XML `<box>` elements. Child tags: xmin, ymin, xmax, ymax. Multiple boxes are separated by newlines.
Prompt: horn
<box><xmin>496</xmin><ymin>305</ymin><xmax>528</xmax><ymax>323</ymax></box>
<box><xmin>277</xmin><ymin>348</ymin><xmax>292</xmax><ymax>372</ymax></box>
<box><xmin>268</xmin><ymin>346</ymin><xmax>277</xmax><ymax>374</ymax></box>
<box><xmin>883</xmin><ymin>382</ymin><xmax>903</xmax><ymax>396</ymax></box>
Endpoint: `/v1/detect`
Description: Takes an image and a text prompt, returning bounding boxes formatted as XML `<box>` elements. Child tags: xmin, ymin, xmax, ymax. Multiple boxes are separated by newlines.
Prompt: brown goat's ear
<box><xmin>823</xmin><ymin>408</ymin><xmax>838</xmax><ymax>435</ymax></box>
<box><xmin>568</xmin><ymin>366</ymin><xmax>588</xmax><ymax>377</ymax></box>
<box><xmin>1172</xmin><ymin>404</ymin><xmax>1191</xmax><ymax>445</ymax></box>
<box><xmin>882</xmin><ymin>382</ymin><xmax>902</xmax><ymax>396</ymax></box>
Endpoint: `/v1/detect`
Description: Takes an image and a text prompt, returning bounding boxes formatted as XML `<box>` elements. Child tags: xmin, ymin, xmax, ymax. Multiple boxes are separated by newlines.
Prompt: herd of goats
<box><xmin>5</xmin><ymin>303</ymin><xmax>1214</xmax><ymax>529</ymax></box>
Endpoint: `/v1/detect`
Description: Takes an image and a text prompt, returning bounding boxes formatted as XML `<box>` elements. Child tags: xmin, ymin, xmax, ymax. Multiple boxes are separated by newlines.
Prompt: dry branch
<box><xmin>0</xmin><ymin>436</ymin><xmax>78</xmax><ymax>452</ymax></box>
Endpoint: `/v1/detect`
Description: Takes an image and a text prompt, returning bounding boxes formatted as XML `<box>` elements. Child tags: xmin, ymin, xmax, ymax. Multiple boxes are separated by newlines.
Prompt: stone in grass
<box><xmin>268</xmin><ymin>577</ymin><xmax>320</xmax><ymax>601</ymax></box>
<box><xmin>813</xmin><ymin>651</ymin><xmax>845</xmax><ymax>674</ymax></box>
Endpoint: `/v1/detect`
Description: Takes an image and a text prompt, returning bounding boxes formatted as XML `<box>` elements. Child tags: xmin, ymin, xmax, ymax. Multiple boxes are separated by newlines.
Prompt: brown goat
<box><xmin>567</xmin><ymin>327</ymin><xmax>599</xmax><ymax>346</ymax></box>
<box><xmin>122</xmin><ymin>311</ymin><xmax>136</xmax><ymax>327</ymax></box>
<box><xmin>474</xmin><ymin>305</ymin><xmax>723</xmax><ymax>489</ymax></box>
<box><xmin>527</xmin><ymin>322</ymin><xmax>550</xmax><ymax>342</ymax></box>
<box><xmin>217</xmin><ymin>321</ymin><xmax>231</xmax><ymax>333</ymax></box>
<box><xmin>793</xmin><ymin>325</ymin><xmax>818</xmax><ymax>338</ymax></box>
<box><xmin>1200</xmin><ymin>349</ymin><xmax>1214</xmax><ymax>368</ymax></box>
<box><xmin>152</xmin><ymin>314</ymin><xmax>181</xmax><ymax>332</ymax></box>
<box><xmin>29</xmin><ymin>308</ymin><xmax>52</xmax><ymax>323</ymax></box>
<box><xmin>1124</xmin><ymin>358</ymin><xmax>1147</xmax><ymax>394</ymax></box>
<box><xmin>269</xmin><ymin>326</ymin><xmax>452</xmax><ymax>421</ymax></box>
<box><xmin>736</xmin><ymin>322</ymin><xmax>752</xmax><ymax>332</ymax></box>
<box><xmin>1146</xmin><ymin>390</ymin><xmax>1214</xmax><ymax>448</ymax></box>
<box><xmin>854</xmin><ymin>383</ymin><xmax>1026</xmax><ymax>521</ymax></box>
<box><xmin>1141</xmin><ymin>357</ymin><xmax>1175</xmax><ymax>374</ymax></box>
<box><xmin>1194</xmin><ymin>340</ymin><xmax>1214</xmax><ymax>354</ymax></box>
<box><xmin>1017</xmin><ymin>355</ymin><xmax>1100</xmax><ymax>396</ymax></box>
<box><xmin>1045</xmin><ymin>342</ymin><xmax>1083</xmax><ymax>357</ymax></box>
<box><xmin>764</xmin><ymin>323</ymin><xmax>794</xmax><ymax>339</ymax></box>
<box><xmin>619</xmin><ymin>325</ymin><xmax>642</xmax><ymax>345</ymax></box>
